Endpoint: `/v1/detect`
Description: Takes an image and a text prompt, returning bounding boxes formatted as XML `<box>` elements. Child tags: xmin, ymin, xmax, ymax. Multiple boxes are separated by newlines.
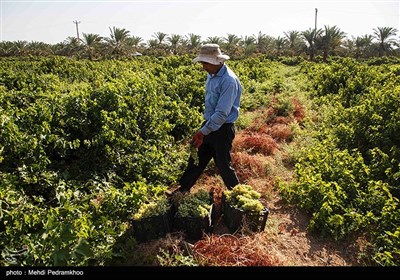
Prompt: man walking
<box><xmin>170</xmin><ymin>44</ymin><xmax>242</xmax><ymax>195</ymax></box>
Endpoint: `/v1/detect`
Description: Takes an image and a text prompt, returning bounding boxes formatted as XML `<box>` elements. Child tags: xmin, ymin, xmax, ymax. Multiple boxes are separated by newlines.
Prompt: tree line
<box><xmin>0</xmin><ymin>25</ymin><xmax>398</xmax><ymax>61</ymax></box>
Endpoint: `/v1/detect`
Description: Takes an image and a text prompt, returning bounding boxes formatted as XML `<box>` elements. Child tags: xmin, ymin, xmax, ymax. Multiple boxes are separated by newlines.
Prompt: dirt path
<box><xmin>260</xmin><ymin>195</ymin><xmax>363</xmax><ymax>266</ymax></box>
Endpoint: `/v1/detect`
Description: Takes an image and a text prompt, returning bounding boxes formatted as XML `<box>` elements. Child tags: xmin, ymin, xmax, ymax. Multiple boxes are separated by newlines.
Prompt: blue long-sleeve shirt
<box><xmin>199</xmin><ymin>64</ymin><xmax>242</xmax><ymax>135</ymax></box>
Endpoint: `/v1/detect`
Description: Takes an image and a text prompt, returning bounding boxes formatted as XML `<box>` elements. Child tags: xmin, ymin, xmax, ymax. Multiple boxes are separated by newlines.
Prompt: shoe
<box><xmin>164</xmin><ymin>189</ymin><xmax>174</xmax><ymax>196</ymax></box>
<box><xmin>165</xmin><ymin>185</ymin><xmax>183</xmax><ymax>197</ymax></box>
<box><xmin>171</xmin><ymin>191</ymin><xmax>185</xmax><ymax>208</ymax></box>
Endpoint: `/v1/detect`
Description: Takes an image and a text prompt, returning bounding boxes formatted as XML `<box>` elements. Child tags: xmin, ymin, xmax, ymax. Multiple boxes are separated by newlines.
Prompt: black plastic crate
<box><xmin>173</xmin><ymin>192</ymin><xmax>214</xmax><ymax>241</ymax></box>
<box><xmin>130</xmin><ymin>202</ymin><xmax>174</xmax><ymax>243</ymax></box>
<box><xmin>222</xmin><ymin>194</ymin><xmax>269</xmax><ymax>233</ymax></box>
<box><xmin>174</xmin><ymin>204</ymin><xmax>213</xmax><ymax>241</ymax></box>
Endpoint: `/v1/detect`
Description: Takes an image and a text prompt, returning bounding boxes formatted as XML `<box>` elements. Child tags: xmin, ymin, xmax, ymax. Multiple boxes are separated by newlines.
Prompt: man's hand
<box><xmin>191</xmin><ymin>131</ymin><xmax>204</xmax><ymax>148</ymax></box>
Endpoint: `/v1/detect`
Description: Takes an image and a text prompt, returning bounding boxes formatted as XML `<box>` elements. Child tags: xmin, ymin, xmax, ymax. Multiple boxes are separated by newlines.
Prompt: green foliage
<box><xmin>2</xmin><ymin>56</ymin><xmax>399</xmax><ymax>266</ymax></box>
<box><xmin>281</xmin><ymin>59</ymin><xmax>400</xmax><ymax>265</ymax></box>
<box><xmin>374</xmin><ymin>198</ymin><xmax>400</xmax><ymax>266</ymax></box>
<box><xmin>240</xmin><ymin>92</ymin><xmax>272</xmax><ymax>111</ymax></box>
<box><xmin>278</xmin><ymin>56</ymin><xmax>305</xmax><ymax>66</ymax></box>
<box><xmin>274</xmin><ymin>93</ymin><xmax>294</xmax><ymax>117</ymax></box>
<box><xmin>230</xmin><ymin>58</ymin><xmax>279</xmax><ymax>111</ymax></box>
<box><xmin>0</xmin><ymin>176</ymin><xmax>158</xmax><ymax>266</ymax></box>
<box><xmin>0</xmin><ymin>56</ymin><xmax>295</xmax><ymax>266</ymax></box>
<box><xmin>0</xmin><ymin>56</ymin><xmax>202</xmax><ymax>266</ymax></box>
<box><xmin>156</xmin><ymin>248</ymin><xmax>198</xmax><ymax>266</ymax></box>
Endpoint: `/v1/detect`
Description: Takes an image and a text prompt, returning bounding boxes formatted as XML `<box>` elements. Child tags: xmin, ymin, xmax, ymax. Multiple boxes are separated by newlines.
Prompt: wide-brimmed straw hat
<box><xmin>193</xmin><ymin>44</ymin><xmax>230</xmax><ymax>65</ymax></box>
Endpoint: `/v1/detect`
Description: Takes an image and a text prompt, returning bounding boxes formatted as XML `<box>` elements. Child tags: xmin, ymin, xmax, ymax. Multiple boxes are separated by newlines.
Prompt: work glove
<box><xmin>191</xmin><ymin>131</ymin><xmax>204</xmax><ymax>148</ymax></box>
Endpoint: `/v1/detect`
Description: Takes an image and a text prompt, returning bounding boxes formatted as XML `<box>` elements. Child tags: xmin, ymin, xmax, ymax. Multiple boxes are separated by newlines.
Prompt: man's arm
<box><xmin>200</xmin><ymin>81</ymin><xmax>238</xmax><ymax>135</ymax></box>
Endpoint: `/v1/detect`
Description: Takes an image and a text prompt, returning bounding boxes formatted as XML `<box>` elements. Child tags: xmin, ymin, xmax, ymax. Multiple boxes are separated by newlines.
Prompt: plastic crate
<box><xmin>130</xmin><ymin>203</ymin><xmax>174</xmax><ymax>243</ymax></box>
<box><xmin>174</xmin><ymin>204</ymin><xmax>213</xmax><ymax>240</ymax></box>
<box><xmin>222</xmin><ymin>194</ymin><xmax>269</xmax><ymax>233</ymax></box>
<box><xmin>173</xmin><ymin>192</ymin><xmax>214</xmax><ymax>240</ymax></box>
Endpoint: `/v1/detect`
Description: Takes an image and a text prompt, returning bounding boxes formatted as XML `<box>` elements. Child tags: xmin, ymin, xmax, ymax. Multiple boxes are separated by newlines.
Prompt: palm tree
<box><xmin>0</xmin><ymin>41</ymin><xmax>15</xmax><ymax>57</ymax></box>
<box><xmin>223</xmin><ymin>33</ymin><xmax>240</xmax><ymax>57</ymax></box>
<box><xmin>204</xmin><ymin>36</ymin><xmax>223</xmax><ymax>45</ymax></box>
<box><xmin>63</xmin><ymin>36</ymin><xmax>82</xmax><ymax>57</ymax></box>
<box><xmin>147</xmin><ymin>32</ymin><xmax>167</xmax><ymax>56</ymax></box>
<box><xmin>302</xmin><ymin>28</ymin><xmax>322</xmax><ymax>61</ymax></box>
<box><xmin>13</xmin><ymin>40</ymin><xmax>29</xmax><ymax>56</ymax></box>
<box><xmin>253</xmin><ymin>31</ymin><xmax>274</xmax><ymax>54</ymax></box>
<box><xmin>274</xmin><ymin>36</ymin><xmax>287</xmax><ymax>56</ymax></box>
<box><xmin>152</xmin><ymin>32</ymin><xmax>168</xmax><ymax>45</ymax></box>
<box><xmin>185</xmin><ymin>33</ymin><xmax>201</xmax><ymax>54</ymax></box>
<box><xmin>127</xmin><ymin>35</ymin><xmax>144</xmax><ymax>55</ymax></box>
<box><xmin>354</xmin><ymin>34</ymin><xmax>374</xmax><ymax>58</ymax></box>
<box><xmin>130</xmin><ymin>36</ymin><xmax>144</xmax><ymax>48</ymax></box>
<box><xmin>317</xmin><ymin>25</ymin><xmax>346</xmax><ymax>61</ymax></box>
<box><xmin>167</xmin><ymin>34</ymin><xmax>182</xmax><ymax>54</ymax></box>
<box><xmin>241</xmin><ymin>35</ymin><xmax>256</xmax><ymax>57</ymax></box>
<box><xmin>105</xmin><ymin>26</ymin><xmax>130</xmax><ymax>58</ymax></box>
<box><xmin>50</xmin><ymin>42</ymin><xmax>67</xmax><ymax>56</ymax></box>
<box><xmin>373</xmin><ymin>26</ymin><xmax>398</xmax><ymax>56</ymax></box>
<box><xmin>147</xmin><ymin>39</ymin><xmax>159</xmax><ymax>49</ymax></box>
<box><xmin>81</xmin><ymin>33</ymin><xmax>102</xmax><ymax>60</ymax></box>
<box><xmin>28</xmin><ymin>41</ymin><xmax>51</xmax><ymax>56</ymax></box>
<box><xmin>284</xmin><ymin>30</ymin><xmax>301</xmax><ymax>56</ymax></box>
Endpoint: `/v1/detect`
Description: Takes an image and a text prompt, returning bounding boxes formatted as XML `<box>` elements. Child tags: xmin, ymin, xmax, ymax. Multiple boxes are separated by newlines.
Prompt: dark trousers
<box><xmin>179</xmin><ymin>123</ymin><xmax>239</xmax><ymax>191</ymax></box>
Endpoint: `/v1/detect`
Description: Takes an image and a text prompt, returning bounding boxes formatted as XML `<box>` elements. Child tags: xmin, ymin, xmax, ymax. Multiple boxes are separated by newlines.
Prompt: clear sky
<box><xmin>1</xmin><ymin>0</ymin><xmax>399</xmax><ymax>44</ymax></box>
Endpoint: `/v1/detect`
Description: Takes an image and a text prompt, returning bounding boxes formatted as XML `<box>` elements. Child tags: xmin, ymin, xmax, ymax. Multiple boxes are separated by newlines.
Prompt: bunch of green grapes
<box><xmin>224</xmin><ymin>184</ymin><xmax>264</xmax><ymax>213</ymax></box>
<box><xmin>133</xmin><ymin>196</ymin><xmax>170</xmax><ymax>220</ymax></box>
<box><xmin>177</xmin><ymin>189</ymin><xmax>211</xmax><ymax>218</ymax></box>
<box><xmin>235</xmin><ymin>195</ymin><xmax>264</xmax><ymax>213</ymax></box>
<box><xmin>224</xmin><ymin>184</ymin><xmax>261</xmax><ymax>202</ymax></box>
<box><xmin>189</xmin><ymin>145</ymin><xmax>199</xmax><ymax>166</ymax></box>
